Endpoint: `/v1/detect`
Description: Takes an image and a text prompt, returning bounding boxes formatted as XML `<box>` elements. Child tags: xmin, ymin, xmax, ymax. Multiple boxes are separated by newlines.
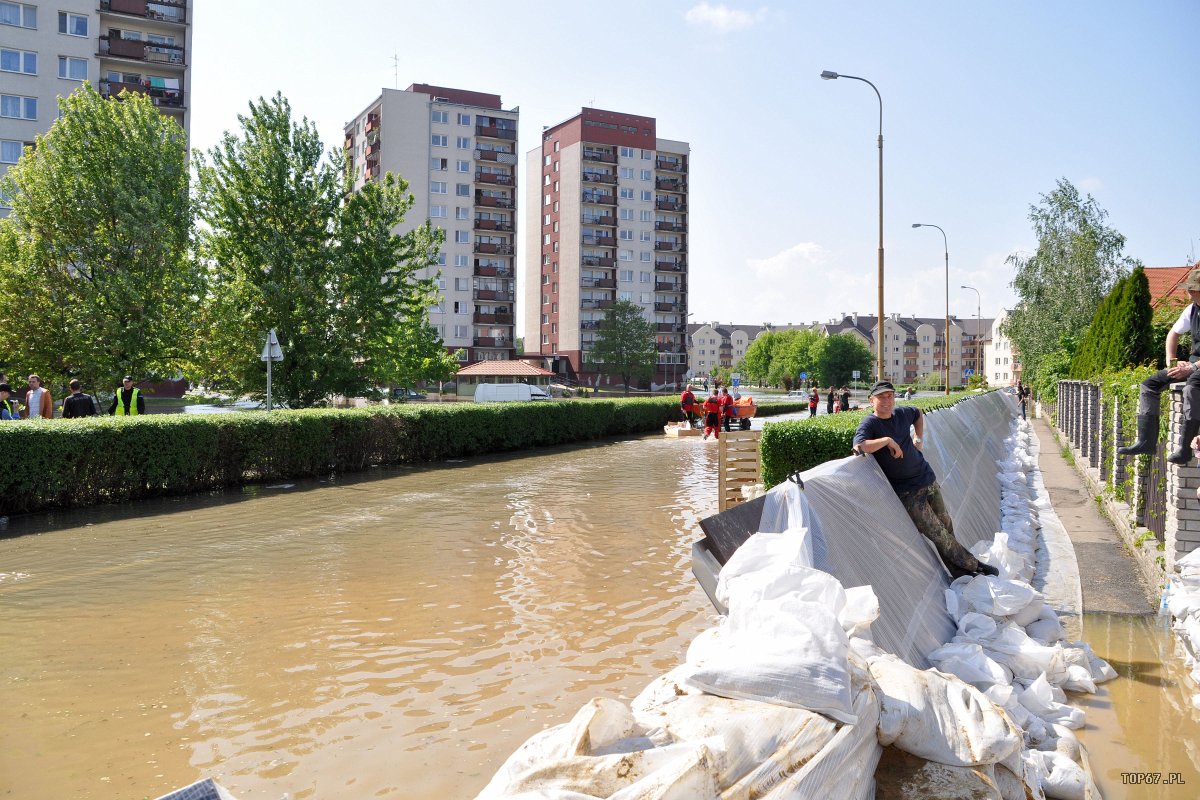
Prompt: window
<box><xmin>619</xmin><ymin>291</ymin><xmax>632</xmax><ymax>302</ymax></box>
<box><xmin>619</xmin><ymin>167</ymin><xmax>634</xmax><ymax>179</ymax></box>
<box><xmin>640</xmin><ymin>209</ymin><xmax>652</xmax><ymax>222</ymax></box>
<box><xmin>430</xmin><ymin>181</ymin><xmax>447</xmax><ymax>194</ymax></box>
<box><xmin>639</xmin><ymin>271</ymin><xmax>651</xmax><ymax>283</ymax></box>
<box><xmin>640</xmin><ymin>169</ymin><xmax>652</xmax><ymax>181</ymax></box>
<box><xmin>640</xmin><ymin>252</ymin><xmax>652</xmax><ymax>262</ymax></box>
<box><xmin>455</xmin><ymin>207</ymin><xmax>469</xmax><ymax>220</ymax></box>
<box><xmin>437</xmin><ymin>253</ymin><xmax>447</xmax><ymax>265</ymax></box>
<box><xmin>58</xmin><ymin>11</ymin><xmax>86</xmax><ymax>36</ymax></box>
<box><xmin>431</xmin><ymin>157</ymin><xmax>447</xmax><ymax>171</ymax></box>
<box><xmin>640</xmin><ymin>231</ymin><xmax>652</xmax><ymax>242</ymax></box>
<box><xmin>455</xmin><ymin>183</ymin><xmax>469</xmax><ymax>196</ymax></box>
<box><xmin>619</xmin><ymin>230</ymin><xmax>633</xmax><ymax>240</ymax></box>
<box><xmin>620</xmin><ymin>146</ymin><xmax>634</xmax><ymax>158</ymax></box>
<box><xmin>458</xmin><ymin>112</ymin><xmax>471</xmax><ymax>126</ymax></box>
<box><xmin>544</xmin><ymin>193</ymin><xmax>551</xmax><ymax>206</ymax></box>
<box><xmin>0</xmin><ymin>3</ymin><xmax>36</xmax><ymax>28</ymax></box>
<box><xmin>429</xmin><ymin>205</ymin><xmax>447</xmax><ymax>218</ymax></box>
<box><xmin>456</xmin><ymin>136</ymin><xmax>471</xmax><ymax>149</ymax></box>
<box><xmin>543</xmin><ymin>234</ymin><xmax>551</xmax><ymax>245</ymax></box>
<box><xmin>0</xmin><ymin>139</ymin><xmax>23</xmax><ymax>163</ymax></box>
<box><xmin>0</xmin><ymin>94</ymin><xmax>35</xmax><ymax>119</ymax></box>
<box><xmin>640</xmin><ymin>190</ymin><xmax>653</xmax><ymax>201</ymax></box>
<box><xmin>454</xmin><ymin>277</ymin><xmax>469</xmax><ymax>291</ymax></box>
<box><xmin>619</xmin><ymin>188</ymin><xmax>634</xmax><ymax>199</ymax></box>
<box><xmin>431</xmin><ymin>134</ymin><xmax>447</xmax><ymax>147</ymax></box>
<box><xmin>456</xmin><ymin>159</ymin><xmax>469</xmax><ymax>172</ymax></box>
<box><xmin>431</xmin><ymin>110</ymin><xmax>448</xmax><ymax>123</ymax></box>
<box><xmin>1</xmin><ymin>48</ymin><xmax>35</xmax><ymax>74</ymax></box>
<box><xmin>454</xmin><ymin>231</ymin><xmax>469</xmax><ymax>243</ymax></box>
<box><xmin>454</xmin><ymin>254</ymin><xmax>469</xmax><ymax>267</ymax></box>
<box><xmin>453</xmin><ymin>324</ymin><xmax>469</xmax><ymax>338</ymax></box>
<box><xmin>642</xmin><ymin>149</ymin><xmax>653</xmax><ymax>160</ymax></box>
<box><xmin>619</xmin><ymin>208</ymin><xmax>633</xmax><ymax>220</ymax></box>
<box><xmin>640</xmin><ymin>293</ymin><xmax>651</xmax><ymax>304</ymax></box>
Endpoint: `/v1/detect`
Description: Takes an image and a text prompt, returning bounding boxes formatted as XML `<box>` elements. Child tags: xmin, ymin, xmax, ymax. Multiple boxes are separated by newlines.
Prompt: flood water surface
<box><xmin>0</xmin><ymin>436</ymin><xmax>721</xmax><ymax>799</ymax></box>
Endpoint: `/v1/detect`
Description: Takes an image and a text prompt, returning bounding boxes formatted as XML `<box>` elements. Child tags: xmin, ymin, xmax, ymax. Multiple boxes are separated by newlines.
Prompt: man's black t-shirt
<box><xmin>853</xmin><ymin>406</ymin><xmax>935</xmax><ymax>492</ymax></box>
<box><xmin>62</xmin><ymin>393</ymin><xmax>97</xmax><ymax>418</ymax></box>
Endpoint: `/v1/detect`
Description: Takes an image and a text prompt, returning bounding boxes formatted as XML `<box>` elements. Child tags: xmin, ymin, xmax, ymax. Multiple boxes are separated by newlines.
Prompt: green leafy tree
<box><xmin>0</xmin><ymin>84</ymin><xmax>194</xmax><ymax>390</ymax></box>
<box><xmin>1070</xmin><ymin>266</ymin><xmax>1153</xmax><ymax>377</ymax></box>
<box><xmin>813</xmin><ymin>332</ymin><xmax>874</xmax><ymax>387</ymax></box>
<box><xmin>740</xmin><ymin>332</ymin><xmax>779</xmax><ymax>385</ymax></box>
<box><xmin>589</xmin><ymin>299</ymin><xmax>656</xmax><ymax>394</ymax></box>
<box><xmin>1003</xmin><ymin>178</ymin><xmax>1137</xmax><ymax>386</ymax></box>
<box><xmin>193</xmin><ymin>93</ymin><xmax>457</xmax><ymax>407</ymax></box>
<box><xmin>768</xmin><ymin>329</ymin><xmax>823</xmax><ymax>388</ymax></box>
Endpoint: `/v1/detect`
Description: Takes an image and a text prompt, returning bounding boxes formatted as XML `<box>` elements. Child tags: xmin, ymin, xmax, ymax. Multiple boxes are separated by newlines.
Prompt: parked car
<box><xmin>473</xmin><ymin>383</ymin><xmax>551</xmax><ymax>402</ymax></box>
<box><xmin>391</xmin><ymin>387</ymin><xmax>426</xmax><ymax>401</ymax></box>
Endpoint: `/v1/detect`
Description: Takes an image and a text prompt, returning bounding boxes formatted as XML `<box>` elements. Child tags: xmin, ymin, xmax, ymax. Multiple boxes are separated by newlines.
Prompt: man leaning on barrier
<box><xmin>1118</xmin><ymin>268</ymin><xmax>1200</xmax><ymax>464</ymax></box>
<box><xmin>853</xmin><ymin>380</ymin><xmax>999</xmax><ymax>579</ymax></box>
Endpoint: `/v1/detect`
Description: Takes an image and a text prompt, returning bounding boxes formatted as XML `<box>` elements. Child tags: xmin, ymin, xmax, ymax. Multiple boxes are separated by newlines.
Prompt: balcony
<box><xmin>580</xmin><ymin>299</ymin><xmax>615</xmax><ymax>310</ymax></box>
<box><xmin>655</xmin><ymin>281</ymin><xmax>683</xmax><ymax>292</ymax></box>
<box><xmin>99</xmin><ymin>36</ymin><xmax>186</xmax><ymax>67</ymax></box>
<box><xmin>475</xmin><ymin>193</ymin><xmax>514</xmax><ymax>209</ymax></box>
<box><xmin>654</xmin><ymin>302</ymin><xmax>682</xmax><ymax>313</ymax></box>
<box><xmin>473</xmin><ymin>242</ymin><xmax>514</xmax><ymax>255</ymax></box>
<box><xmin>474</xmin><ymin>289</ymin><xmax>514</xmax><ymax>302</ymax></box>
<box><xmin>655</xmin><ymin>157</ymin><xmax>686</xmax><ymax>172</ymax></box>
<box><xmin>100</xmin><ymin>0</ymin><xmax>187</xmax><ymax>24</ymax></box>
<box><xmin>582</xmin><ymin>234</ymin><xmax>616</xmax><ymax>248</ymax></box>
<box><xmin>476</xmin><ymin>172</ymin><xmax>515</xmax><ymax>186</ymax></box>
<box><xmin>473</xmin><ymin>337</ymin><xmax>512</xmax><ymax>348</ymax></box>
<box><xmin>365</xmin><ymin>115</ymin><xmax>379</xmax><ymax>134</ymax></box>
<box><xmin>656</xmin><ymin>343</ymin><xmax>686</xmax><ymax>353</ymax></box>
<box><xmin>654</xmin><ymin>241</ymin><xmax>683</xmax><ymax>252</ymax></box>
<box><xmin>582</xmin><ymin>256</ymin><xmax>616</xmax><ymax>268</ymax></box>
<box><xmin>581</xmin><ymin>191</ymin><xmax>616</xmax><ymax>206</ymax></box>
<box><xmin>582</xmin><ymin>214</ymin><xmax>616</xmax><ymax>227</ymax></box>
<box><xmin>654</xmin><ymin>221</ymin><xmax>685</xmax><ymax>232</ymax></box>
<box><xmin>473</xmin><ymin>312</ymin><xmax>513</xmax><ymax>324</ymax></box>
<box><xmin>582</xmin><ymin>172</ymin><xmax>617</xmax><ymax>185</ymax></box>
<box><xmin>476</xmin><ymin>124</ymin><xmax>517</xmax><ymax>141</ymax></box>
<box><xmin>655</xmin><ymin>199</ymin><xmax>685</xmax><ymax>211</ymax></box>
<box><xmin>474</xmin><ymin>148</ymin><xmax>517</xmax><ymax>164</ymax></box>
<box><xmin>99</xmin><ymin>79</ymin><xmax>184</xmax><ymax>109</ymax></box>
<box><xmin>655</xmin><ymin>177</ymin><xmax>685</xmax><ymax>192</ymax></box>
<box><xmin>656</xmin><ymin>323</ymin><xmax>686</xmax><ymax>333</ymax></box>
<box><xmin>580</xmin><ymin>320</ymin><xmax>603</xmax><ymax>330</ymax></box>
<box><xmin>655</xmin><ymin>259</ymin><xmax>685</xmax><ymax>272</ymax></box>
<box><xmin>586</xmin><ymin>278</ymin><xmax>617</xmax><ymax>289</ymax></box>
<box><xmin>364</xmin><ymin>141</ymin><xmax>381</xmax><ymax>158</ymax></box>
<box><xmin>473</xmin><ymin>219</ymin><xmax>513</xmax><ymax>232</ymax></box>
<box><xmin>582</xmin><ymin>148</ymin><xmax>617</xmax><ymax>163</ymax></box>
<box><xmin>473</xmin><ymin>264</ymin><xmax>513</xmax><ymax>278</ymax></box>
<box><xmin>344</xmin><ymin>132</ymin><xmax>354</xmax><ymax>150</ymax></box>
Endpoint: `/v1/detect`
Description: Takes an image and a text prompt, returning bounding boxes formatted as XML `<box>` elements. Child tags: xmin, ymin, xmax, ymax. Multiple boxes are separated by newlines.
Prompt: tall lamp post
<box><xmin>961</xmin><ymin>284</ymin><xmax>981</xmax><ymax>386</ymax></box>
<box><xmin>912</xmin><ymin>223</ymin><xmax>950</xmax><ymax>395</ymax></box>
<box><xmin>821</xmin><ymin>69</ymin><xmax>884</xmax><ymax>381</ymax></box>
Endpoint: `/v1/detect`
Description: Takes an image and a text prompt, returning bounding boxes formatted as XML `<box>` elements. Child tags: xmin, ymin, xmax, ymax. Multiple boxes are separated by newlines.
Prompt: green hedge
<box><xmin>0</xmin><ymin>397</ymin><xmax>809</xmax><ymax>515</ymax></box>
<box><xmin>760</xmin><ymin>394</ymin><xmax>967</xmax><ymax>488</ymax></box>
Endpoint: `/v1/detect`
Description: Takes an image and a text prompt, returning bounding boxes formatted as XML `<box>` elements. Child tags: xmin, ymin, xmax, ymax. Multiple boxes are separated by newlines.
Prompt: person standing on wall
<box><xmin>853</xmin><ymin>381</ymin><xmax>999</xmax><ymax>579</ymax></box>
<box><xmin>62</xmin><ymin>379</ymin><xmax>98</xmax><ymax>418</ymax></box>
<box><xmin>1118</xmin><ymin>269</ymin><xmax>1200</xmax><ymax>463</ymax></box>
<box><xmin>23</xmin><ymin>374</ymin><xmax>52</xmax><ymax>419</ymax></box>
<box><xmin>109</xmin><ymin>375</ymin><xmax>146</xmax><ymax>416</ymax></box>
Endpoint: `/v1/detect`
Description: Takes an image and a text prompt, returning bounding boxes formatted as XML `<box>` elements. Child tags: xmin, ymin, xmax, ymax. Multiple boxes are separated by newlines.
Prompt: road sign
<box><xmin>964</xmin><ymin>368</ymin><xmax>974</xmax><ymax>377</ymax></box>
<box><xmin>799</xmin><ymin>371</ymin><xmax>808</xmax><ymax>380</ymax></box>
<box><xmin>260</xmin><ymin>329</ymin><xmax>284</xmax><ymax>362</ymax></box>
<box><xmin>852</xmin><ymin>370</ymin><xmax>861</xmax><ymax>379</ymax></box>
<box><xmin>732</xmin><ymin>377</ymin><xmax>740</xmax><ymax>387</ymax></box>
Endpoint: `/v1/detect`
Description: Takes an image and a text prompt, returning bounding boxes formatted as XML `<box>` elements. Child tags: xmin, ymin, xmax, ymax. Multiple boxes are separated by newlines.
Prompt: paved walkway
<box><xmin>1032</xmin><ymin>416</ymin><xmax>1157</xmax><ymax>615</ymax></box>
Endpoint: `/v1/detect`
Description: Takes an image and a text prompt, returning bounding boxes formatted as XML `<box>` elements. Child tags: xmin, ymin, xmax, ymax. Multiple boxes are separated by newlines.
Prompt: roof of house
<box><xmin>457</xmin><ymin>360</ymin><xmax>555</xmax><ymax>377</ymax></box>
<box><xmin>1145</xmin><ymin>265</ymin><xmax>1196</xmax><ymax>309</ymax></box>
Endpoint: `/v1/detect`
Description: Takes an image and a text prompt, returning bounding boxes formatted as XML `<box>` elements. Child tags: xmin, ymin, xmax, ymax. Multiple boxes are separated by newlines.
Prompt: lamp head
<box><xmin>911</xmin><ymin>223</ymin><xmax>922</xmax><ymax>228</ymax></box>
<box><xmin>820</xmin><ymin>70</ymin><xmax>839</xmax><ymax>80</ymax></box>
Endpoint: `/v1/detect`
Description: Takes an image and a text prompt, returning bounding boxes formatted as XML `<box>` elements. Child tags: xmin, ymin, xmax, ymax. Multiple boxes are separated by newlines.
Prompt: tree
<box><xmin>1003</xmin><ymin>178</ymin><xmax>1137</xmax><ymax>386</ymax></box>
<box><xmin>768</xmin><ymin>329</ymin><xmax>823</xmax><ymax>388</ymax></box>
<box><xmin>192</xmin><ymin>93</ymin><xmax>458</xmax><ymax>407</ymax></box>
<box><xmin>813</xmin><ymin>333</ymin><xmax>874</xmax><ymax>387</ymax></box>
<box><xmin>740</xmin><ymin>332</ymin><xmax>780</xmax><ymax>385</ymax></box>
<box><xmin>0</xmin><ymin>84</ymin><xmax>194</xmax><ymax>390</ymax></box>
<box><xmin>1070</xmin><ymin>266</ymin><xmax>1153</xmax><ymax>377</ymax></box>
<box><xmin>589</xmin><ymin>300</ymin><xmax>656</xmax><ymax>394</ymax></box>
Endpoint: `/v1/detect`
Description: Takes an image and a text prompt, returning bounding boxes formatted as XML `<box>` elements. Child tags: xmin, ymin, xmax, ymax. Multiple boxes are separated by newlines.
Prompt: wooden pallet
<box><xmin>718</xmin><ymin>430</ymin><xmax>762</xmax><ymax>511</ymax></box>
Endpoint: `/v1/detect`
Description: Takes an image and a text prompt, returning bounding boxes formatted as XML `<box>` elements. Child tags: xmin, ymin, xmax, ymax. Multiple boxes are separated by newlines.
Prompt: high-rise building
<box><xmin>344</xmin><ymin>84</ymin><xmax>519</xmax><ymax>364</ymax></box>
<box><xmin>0</xmin><ymin>0</ymin><xmax>192</xmax><ymax>215</ymax></box>
<box><xmin>523</xmin><ymin>108</ymin><xmax>689</xmax><ymax>387</ymax></box>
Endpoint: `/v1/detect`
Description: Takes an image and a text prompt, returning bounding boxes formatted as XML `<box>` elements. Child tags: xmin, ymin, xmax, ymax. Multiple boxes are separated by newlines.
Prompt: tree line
<box><xmin>0</xmin><ymin>86</ymin><xmax>458</xmax><ymax>407</ymax></box>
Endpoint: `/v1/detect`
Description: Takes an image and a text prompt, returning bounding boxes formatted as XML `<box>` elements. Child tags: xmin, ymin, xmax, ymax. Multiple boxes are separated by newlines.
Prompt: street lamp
<box><xmin>912</xmin><ymin>223</ymin><xmax>950</xmax><ymax>395</ymax></box>
<box><xmin>961</xmin><ymin>285</ymin><xmax>981</xmax><ymax>387</ymax></box>
<box><xmin>821</xmin><ymin>69</ymin><xmax>884</xmax><ymax>381</ymax></box>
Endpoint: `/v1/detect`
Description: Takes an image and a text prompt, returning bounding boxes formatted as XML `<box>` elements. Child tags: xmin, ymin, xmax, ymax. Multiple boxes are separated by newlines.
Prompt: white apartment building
<box><xmin>343</xmin><ymin>84</ymin><xmax>518</xmax><ymax>364</ymax></box>
<box><xmin>0</xmin><ymin>0</ymin><xmax>192</xmax><ymax>214</ymax></box>
<box><xmin>522</xmin><ymin>108</ymin><xmax>689</xmax><ymax>386</ymax></box>
<box><xmin>985</xmin><ymin>308</ymin><xmax>1020</xmax><ymax>386</ymax></box>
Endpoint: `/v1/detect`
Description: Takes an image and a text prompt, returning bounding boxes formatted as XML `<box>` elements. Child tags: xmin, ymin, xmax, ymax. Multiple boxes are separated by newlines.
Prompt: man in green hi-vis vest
<box><xmin>109</xmin><ymin>376</ymin><xmax>146</xmax><ymax>416</ymax></box>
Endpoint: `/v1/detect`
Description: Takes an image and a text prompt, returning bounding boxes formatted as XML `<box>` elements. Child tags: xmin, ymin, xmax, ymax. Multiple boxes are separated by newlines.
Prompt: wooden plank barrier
<box><xmin>718</xmin><ymin>430</ymin><xmax>762</xmax><ymax>511</ymax></box>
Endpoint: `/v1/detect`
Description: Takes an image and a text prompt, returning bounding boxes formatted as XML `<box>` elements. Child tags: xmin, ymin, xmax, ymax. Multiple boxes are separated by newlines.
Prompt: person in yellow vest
<box><xmin>108</xmin><ymin>375</ymin><xmax>146</xmax><ymax>416</ymax></box>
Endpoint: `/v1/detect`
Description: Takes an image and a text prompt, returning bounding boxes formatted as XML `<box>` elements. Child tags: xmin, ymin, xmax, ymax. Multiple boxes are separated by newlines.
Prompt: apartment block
<box><xmin>523</xmin><ymin>108</ymin><xmax>689</xmax><ymax>387</ymax></box>
<box><xmin>0</xmin><ymin>0</ymin><xmax>192</xmax><ymax>214</ymax></box>
<box><xmin>344</xmin><ymin>84</ymin><xmax>519</xmax><ymax>364</ymax></box>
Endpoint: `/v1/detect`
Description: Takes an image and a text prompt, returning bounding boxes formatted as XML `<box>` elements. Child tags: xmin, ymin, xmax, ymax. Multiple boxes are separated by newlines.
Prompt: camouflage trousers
<box><xmin>897</xmin><ymin>482</ymin><xmax>982</xmax><ymax>577</ymax></box>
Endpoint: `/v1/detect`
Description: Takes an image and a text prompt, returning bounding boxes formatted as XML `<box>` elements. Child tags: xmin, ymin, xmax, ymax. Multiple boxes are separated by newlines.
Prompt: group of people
<box><xmin>0</xmin><ymin>373</ymin><xmax>147</xmax><ymax>420</ymax></box>
<box><xmin>679</xmin><ymin>386</ymin><xmax>752</xmax><ymax>440</ymax></box>
<box><xmin>807</xmin><ymin>386</ymin><xmax>854</xmax><ymax>417</ymax></box>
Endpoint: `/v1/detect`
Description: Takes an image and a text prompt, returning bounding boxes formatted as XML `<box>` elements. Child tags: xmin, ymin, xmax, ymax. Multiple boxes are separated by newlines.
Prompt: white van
<box><xmin>473</xmin><ymin>383</ymin><xmax>551</xmax><ymax>402</ymax></box>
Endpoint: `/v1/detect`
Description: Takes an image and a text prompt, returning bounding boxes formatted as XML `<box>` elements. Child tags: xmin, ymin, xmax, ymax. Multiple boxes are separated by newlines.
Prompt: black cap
<box><xmin>0</xmin><ymin>383</ymin><xmax>9</xmax><ymax>393</ymax></box>
<box><xmin>868</xmin><ymin>380</ymin><xmax>896</xmax><ymax>398</ymax></box>
<box><xmin>122</xmin><ymin>375</ymin><xmax>133</xmax><ymax>382</ymax></box>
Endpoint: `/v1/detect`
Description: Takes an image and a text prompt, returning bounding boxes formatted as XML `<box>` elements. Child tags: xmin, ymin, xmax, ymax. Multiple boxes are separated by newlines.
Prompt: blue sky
<box><xmin>191</xmin><ymin>1</ymin><xmax>1199</xmax><ymax>333</ymax></box>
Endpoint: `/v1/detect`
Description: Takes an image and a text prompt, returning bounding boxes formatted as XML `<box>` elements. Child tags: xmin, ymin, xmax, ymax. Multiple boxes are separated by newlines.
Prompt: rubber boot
<box><xmin>1167</xmin><ymin>418</ymin><xmax>1200</xmax><ymax>464</ymax></box>
<box><xmin>1117</xmin><ymin>414</ymin><xmax>1160</xmax><ymax>456</ymax></box>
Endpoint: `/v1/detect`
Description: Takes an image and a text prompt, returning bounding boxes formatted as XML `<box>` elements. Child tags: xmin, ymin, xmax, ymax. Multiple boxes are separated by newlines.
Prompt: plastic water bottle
<box><xmin>1159</xmin><ymin>579</ymin><xmax>1173</xmax><ymax>629</ymax></box>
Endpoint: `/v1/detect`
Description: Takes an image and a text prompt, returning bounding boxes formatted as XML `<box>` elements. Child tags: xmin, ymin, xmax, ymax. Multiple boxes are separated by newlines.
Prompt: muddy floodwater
<box><xmin>4</xmin><ymin>419</ymin><xmax>1200</xmax><ymax>799</ymax></box>
<box><xmin>0</xmin><ymin>435</ymin><xmax>723</xmax><ymax>799</ymax></box>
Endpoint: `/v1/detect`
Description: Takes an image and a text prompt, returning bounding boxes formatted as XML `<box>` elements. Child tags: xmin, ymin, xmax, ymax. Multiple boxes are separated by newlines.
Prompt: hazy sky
<box><xmin>190</xmin><ymin>1</ymin><xmax>1199</xmax><ymax>334</ymax></box>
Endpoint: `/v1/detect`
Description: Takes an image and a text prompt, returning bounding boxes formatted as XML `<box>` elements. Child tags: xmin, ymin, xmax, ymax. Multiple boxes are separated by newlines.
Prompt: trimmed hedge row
<box><xmin>760</xmin><ymin>394</ymin><xmax>967</xmax><ymax>488</ymax></box>
<box><xmin>0</xmin><ymin>397</ymin><xmax>809</xmax><ymax>515</ymax></box>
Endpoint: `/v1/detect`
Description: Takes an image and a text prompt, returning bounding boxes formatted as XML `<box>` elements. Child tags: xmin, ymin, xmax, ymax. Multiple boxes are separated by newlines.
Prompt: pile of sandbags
<box><xmin>1165</xmin><ymin>548</ymin><xmax>1200</xmax><ymax>706</ymax></box>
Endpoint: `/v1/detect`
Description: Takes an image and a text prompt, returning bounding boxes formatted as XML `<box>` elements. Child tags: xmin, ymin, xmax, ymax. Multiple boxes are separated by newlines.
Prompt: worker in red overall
<box><xmin>680</xmin><ymin>386</ymin><xmax>698</xmax><ymax>427</ymax></box>
<box><xmin>720</xmin><ymin>387</ymin><xmax>735</xmax><ymax>432</ymax></box>
<box><xmin>702</xmin><ymin>389</ymin><xmax>722</xmax><ymax>440</ymax></box>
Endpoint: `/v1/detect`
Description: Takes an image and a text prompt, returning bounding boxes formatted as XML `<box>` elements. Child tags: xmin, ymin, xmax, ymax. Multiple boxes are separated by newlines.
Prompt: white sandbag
<box><xmin>869</xmin><ymin>653</ymin><xmax>1022</xmax><ymax>767</ymax></box>
<box><xmin>1066</xmin><ymin>640</ymin><xmax>1116</xmax><ymax>683</ymax></box>
<box><xmin>1058</xmin><ymin>647</ymin><xmax>1097</xmax><ymax>694</ymax></box>
<box><xmin>961</xmin><ymin>575</ymin><xmax>1038</xmax><ymax>618</ymax></box>
<box><xmin>1032</xmin><ymin>750</ymin><xmax>1087</xmax><ymax>800</ymax></box>
<box><xmin>841</xmin><ymin>584</ymin><xmax>881</xmax><ymax>639</ymax></box>
<box><xmin>714</xmin><ymin>529</ymin><xmax>816</xmax><ymax>609</ymax></box>
<box><xmin>927</xmin><ymin>642</ymin><xmax>1012</xmax><ymax>690</ymax></box>
<box><xmin>1026</xmin><ymin>616</ymin><xmax>1066</xmax><ymax>646</ymax></box>
<box><xmin>1017</xmin><ymin>675</ymin><xmax>1085</xmax><ymax>730</ymax></box>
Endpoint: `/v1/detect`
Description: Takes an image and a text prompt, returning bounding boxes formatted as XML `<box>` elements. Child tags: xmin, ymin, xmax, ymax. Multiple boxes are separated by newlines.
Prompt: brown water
<box><xmin>0</xmin><ymin>436</ymin><xmax>723</xmax><ymax>799</ymax></box>
<box><xmin>1076</xmin><ymin>612</ymin><xmax>1200</xmax><ymax>798</ymax></box>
